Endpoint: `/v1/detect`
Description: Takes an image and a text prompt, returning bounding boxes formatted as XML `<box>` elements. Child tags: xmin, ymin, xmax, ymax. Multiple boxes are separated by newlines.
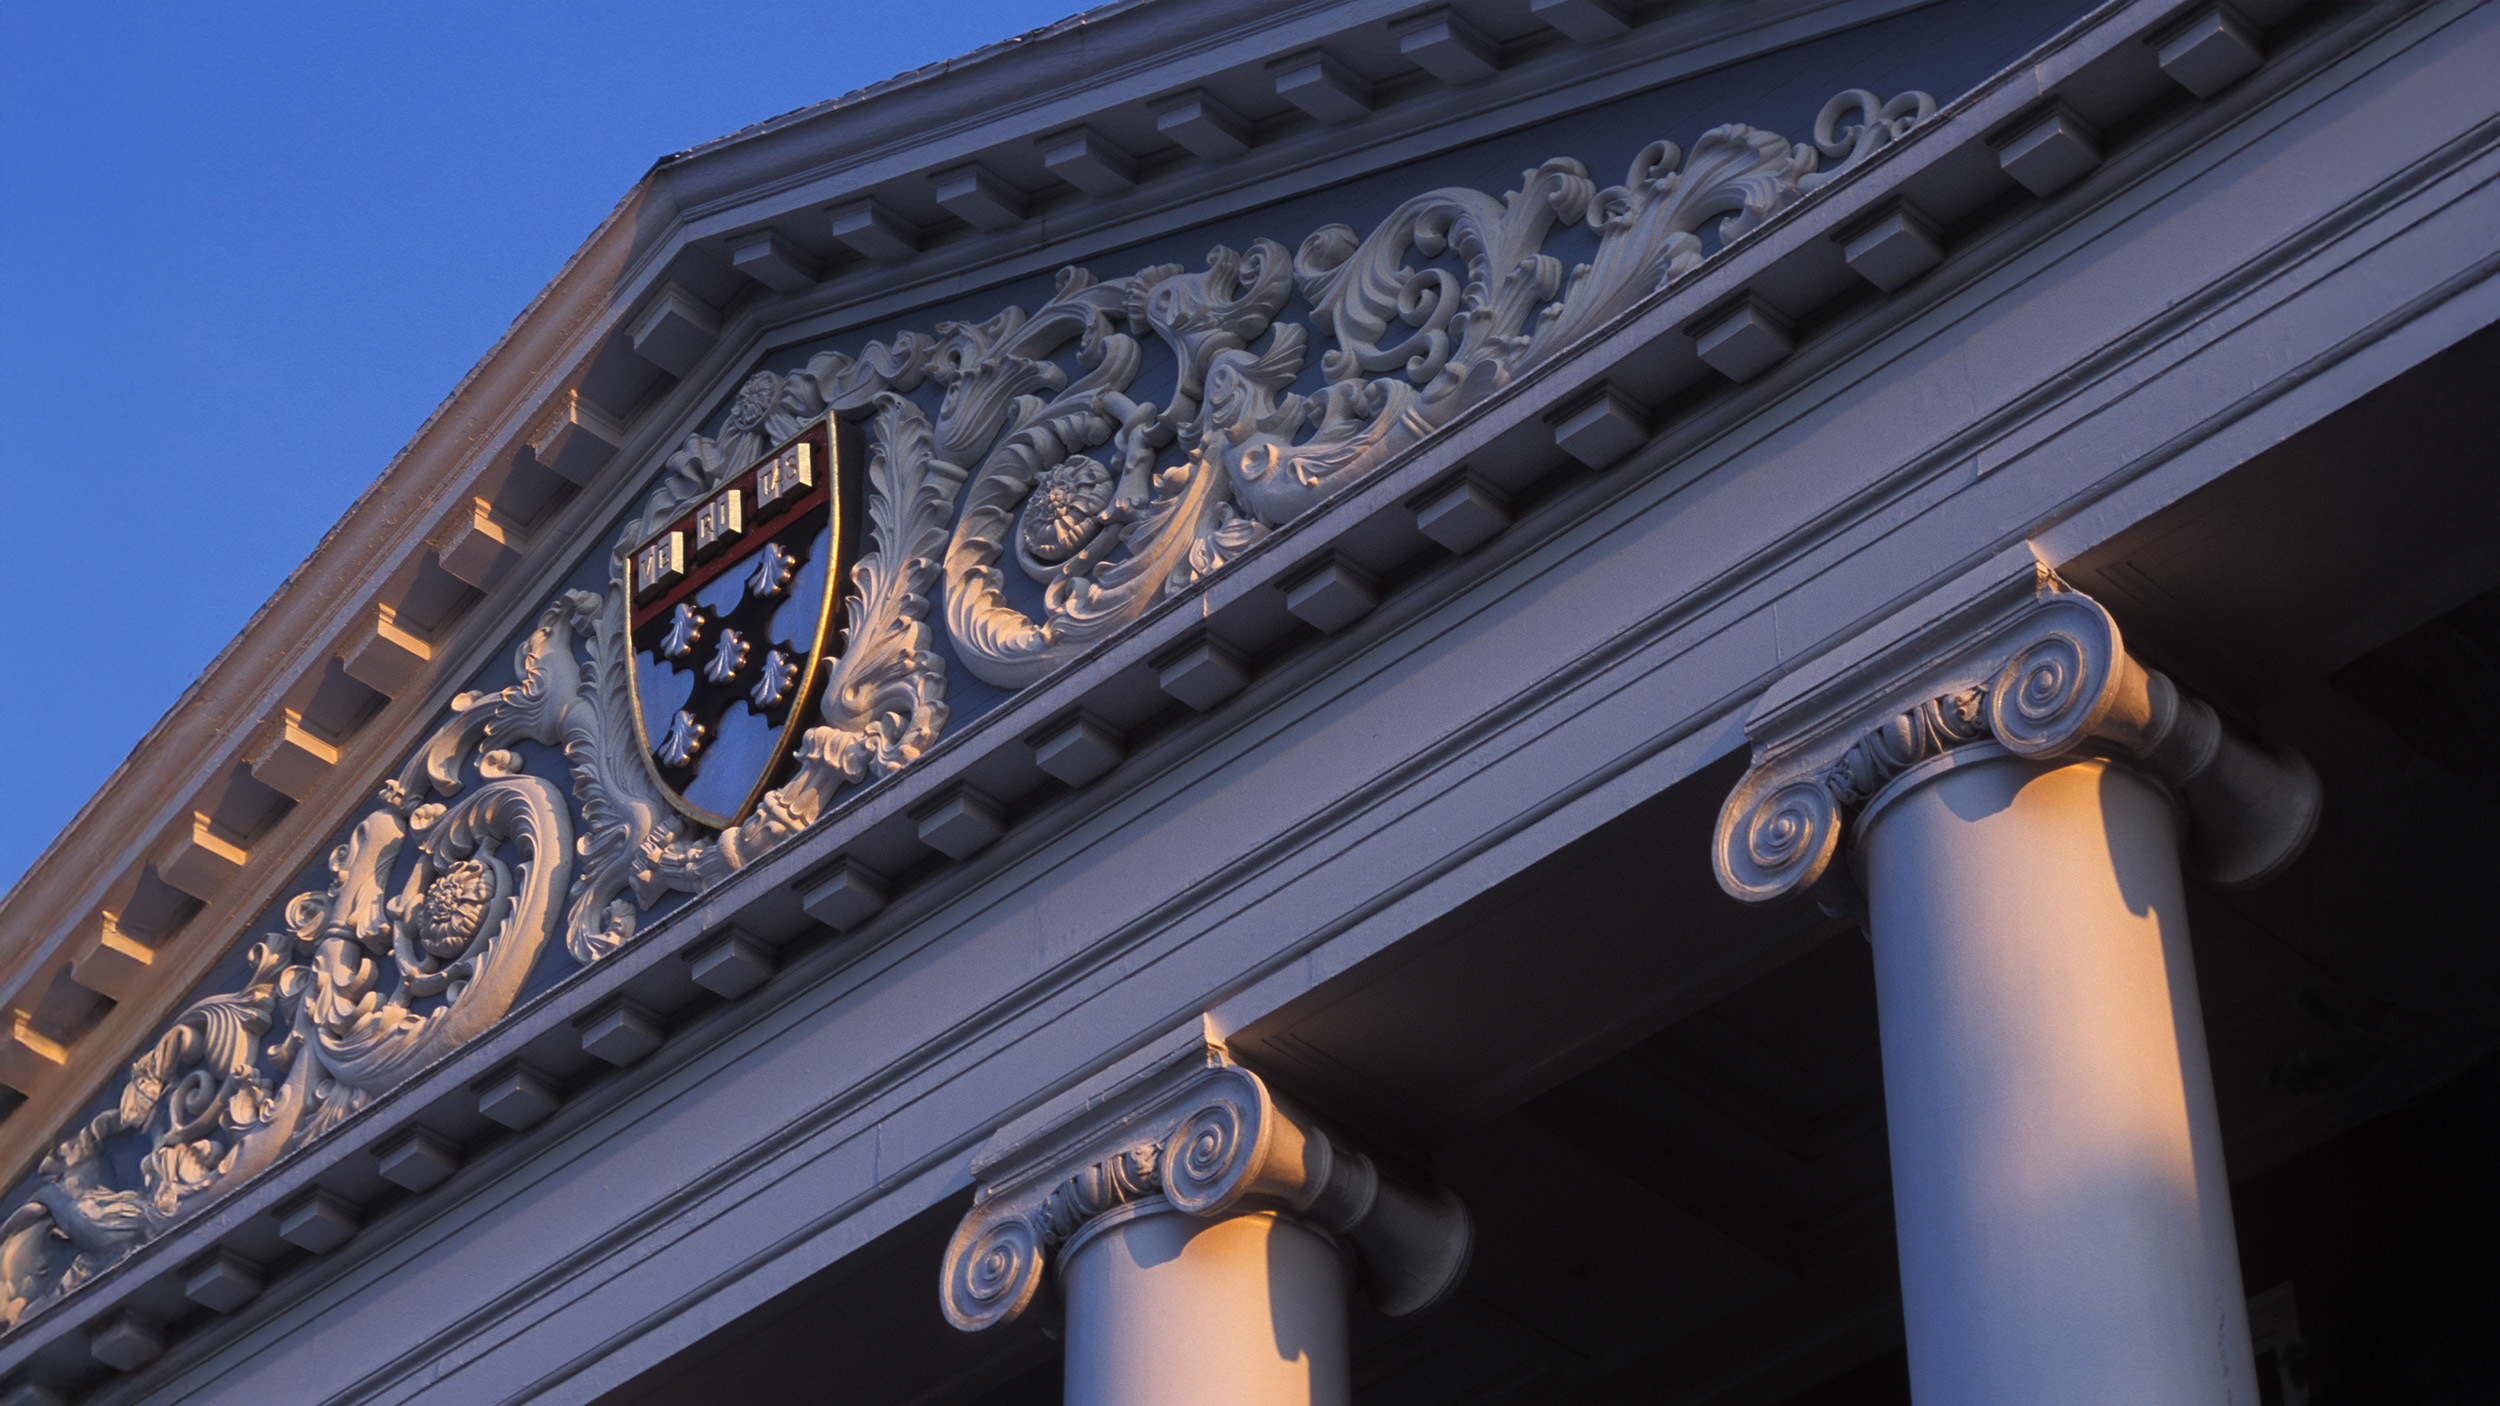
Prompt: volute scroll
<box><xmin>939</xmin><ymin>1046</ymin><xmax>1470</xmax><ymax>1333</ymax></box>
<box><xmin>1713</xmin><ymin>573</ymin><xmax>2320</xmax><ymax>913</ymax></box>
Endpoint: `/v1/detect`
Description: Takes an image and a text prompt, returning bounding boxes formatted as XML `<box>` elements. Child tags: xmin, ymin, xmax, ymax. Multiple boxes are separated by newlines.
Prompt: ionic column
<box><xmin>1715</xmin><ymin>571</ymin><xmax>2319</xmax><ymax>1406</ymax></box>
<box><xmin>941</xmin><ymin>1033</ymin><xmax>1470</xmax><ymax>1406</ymax></box>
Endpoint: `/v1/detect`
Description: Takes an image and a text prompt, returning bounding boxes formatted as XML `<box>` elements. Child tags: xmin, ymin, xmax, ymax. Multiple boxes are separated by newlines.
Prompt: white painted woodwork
<box><xmin>1062</xmin><ymin>1203</ymin><xmax>1351</xmax><ymax>1406</ymax></box>
<box><xmin>1270</xmin><ymin>51</ymin><xmax>1372</xmax><ymax>125</ymax></box>
<box><xmin>527</xmin><ymin>390</ymin><xmax>625</xmax><ymax>485</ymax></box>
<box><xmin>1154</xmin><ymin>91</ymin><xmax>1251</xmax><ymax>160</ymax></box>
<box><xmin>2157</xmin><ymin>8</ymin><xmax>2264</xmax><ymax>98</ymax></box>
<box><xmin>435</xmin><ymin>498</ymin><xmax>527</xmax><ymax>589</ymax></box>
<box><xmin>800</xmin><ymin>861</ymin><xmax>888</xmax><ymax>930</ymax></box>
<box><xmin>915</xmin><ymin>788</ymin><xmax>1005</xmax><ymax>859</ymax></box>
<box><xmin>1691</xmin><ymin>301</ymin><xmax>1795</xmax><ymax>382</ymax></box>
<box><xmin>933</xmin><ymin>165</ymin><xmax>1028</xmax><ymax>230</ymax></box>
<box><xmin>245</xmin><ymin>711</ymin><xmax>339</xmax><ymax>803</ymax></box>
<box><xmin>1033</xmin><ymin>713</ymin><xmax>1125</xmax><ymax>786</ymax></box>
<box><xmin>476</xmin><ymin>1065</ymin><xmax>562</xmax><ymax>1131</ymax></box>
<box><xmin>181</xmin><ymin>1254</ymin><xmax>264</xmax><ymax>1314</ymax></box>
<box><xmin>87</xmin><ymin>1315</ymin><xmax>161</xmax><ymax>1372</ymax></box>
<box><xmin>628</xmin><ymin>285</ymin><xmax>721</xmax><ymax>378</ymax></box>
<box><xmin>1996</xmin><ymin>107</ymin><xmax>2100</xmax><ymax>196</ymax></box>
<box><xmin>1412</xmin><ymin>478</ymin><xmax>1510</xmax><ymax>553</ymax></box>
<box><xmin>339</xmin><ymin>605</ymin><xmax>433</xmax><ymax>696</ymax></box>
<box><xmin>1551</xmin><ymin>387</ymin><xmax>1647</xmax><ymax>469</ymax></box>
<box><xmin>1842</xmin><ymin>205</ymin><xmax>1945</xmax><ymax>291</ymax></box>
<box><xmin>1396</xmin><ymin>11</ymin><xmax>1498</xmax><ymax>86</ymax></box>
<box><xmin>689</xmin><ymin>931</ymin><xmax>776</xmax><ymax>999</ymax></box>
<box><xmin>1531</xmin><ymin>0</ymin><xmax>1630</xmax><ymax>43</ymax></box>
<box><xmin>1284</xmin><ymin>559</ymin><xmax>1379</xmax><ymax>634</ymax></box>
<box><xmin>0</xmin><ymin>0</ymin><xmax>2469</xmax><ymax>1390</ymax></box>
<box><xmin>275</xmin><ymin>1191</ymin><xmax>359</xmax><ymax>1254</ymax></box>
<box><xmin>1158</xmin><ymin>639</ymin><xmax>1249</xmax><ymax>711</ymax></box>
<box><xmin>581</xmin><ymin>1001</ymin><xmax>665</xmax><ymax>1067</ymax></box>
<box><xmin>66</xmin><ymin>917</ymin><xmax>153</xmax><ymax>1002</ymax></box>
<box><xmin>157</xmin><ymin>816</ymin><xmax>247</xmax><ymax>902</ymax></box>
<box><xmin>1042</xmin><ymin>128</ymin><xmax>1139</xmax><ymax>196</ymax></box>
<box><xmin>729</xmin><ymin>230</ymin><xmax>823</xmax><ymax>293</ymax></box>
<box><xmin>1857</xmin><ymin>748</ymin><xmax>2259</xmax><ymax>1406</ymax></box>
<box><xmin>942</xmin><ymin>1040</ymin><xmax>1470</xmax><ymax>1401</ymax></box>
<box><xmin>375</xmin><ymin>1131</ymin><xmax>462</xmax><ymax>1193</ymax></box>
<box><xmin>0</xmin><ymin>1016</ymin><xmax>67</xmax><ymax>1098</ymax></box>
<box><xmin>829</xmin><ymin>199</ymin><xmax>920</xmax><ymax>264</ymax></box>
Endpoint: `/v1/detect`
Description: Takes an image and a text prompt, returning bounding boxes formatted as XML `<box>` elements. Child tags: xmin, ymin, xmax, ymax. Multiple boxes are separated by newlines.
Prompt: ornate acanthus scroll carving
<box><xmin>2</xmin><ymin>84</ymin><xmax>1932</xmax><ymax>1335</ymax></box>
<box><xmin>940</xmin><ymin>87</ymin><xmax>1935</xmax><ymax>686</ymax></box>
<box><xmin>0</xmin><ymin>773</ymin><xmax>571</xmax><ymax>1328</ymax></box>
<box><xmin>941</xmin><ymin>1044</ymin><xmax>1470</xmax><ymax>1334</ymax></box>
<box><xmin>1713</xmin><ymin>571</ymin><xmax>2323</xmax><ymax>913</ymax></box>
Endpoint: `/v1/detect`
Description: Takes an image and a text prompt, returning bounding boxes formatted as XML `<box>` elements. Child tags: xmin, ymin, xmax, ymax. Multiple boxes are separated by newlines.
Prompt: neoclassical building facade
<box><xmin>2</xmin><ymin>0</ymin><xmax>2495</xmax><ymax>1401</ymax></box>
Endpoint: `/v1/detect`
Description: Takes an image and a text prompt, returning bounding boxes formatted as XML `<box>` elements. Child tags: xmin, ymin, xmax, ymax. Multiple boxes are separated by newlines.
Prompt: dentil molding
<box><xmin>939</xmin><ymin>1027</ymin><xmax>1470</xmax><ymax>1333</ymax></box>
<box><xmin>1713</xmin><ymin>557</ymin><xmax>2322</xmax><ymax>913</ymax></box>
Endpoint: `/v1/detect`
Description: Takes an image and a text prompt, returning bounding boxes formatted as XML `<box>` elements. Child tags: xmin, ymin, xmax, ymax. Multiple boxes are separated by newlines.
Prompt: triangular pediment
<box><xmin>0</xmin><ymin>0</ymin><xmax>2355</xmax><ymax>1382</ymax></box>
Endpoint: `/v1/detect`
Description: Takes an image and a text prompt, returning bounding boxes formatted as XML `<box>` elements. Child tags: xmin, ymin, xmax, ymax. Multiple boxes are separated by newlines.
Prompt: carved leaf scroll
<box><xmin>0</xmin><ymin>85</ymin><xmax>1930</xmax><ymax>1335</ymax></box>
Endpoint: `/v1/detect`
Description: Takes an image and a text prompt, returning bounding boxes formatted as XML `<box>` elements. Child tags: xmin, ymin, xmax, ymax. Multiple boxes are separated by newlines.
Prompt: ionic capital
<box><xmin>1715</xmin><ymin>560</ymin><xmax>2320</xmax><ymax>912</ymax></box>
<box><xmin>939</xmin><ymin>1026</ymin><xmax>1470</xmax><ymax>1333</ymax></box>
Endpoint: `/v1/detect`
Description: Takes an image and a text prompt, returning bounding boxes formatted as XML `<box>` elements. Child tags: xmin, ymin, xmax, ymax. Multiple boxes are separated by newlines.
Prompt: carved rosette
<box><xmin>939</xmin><ymin>1052</ymin><xmax>1470</xmax><ymax>1333</ymax></box>
<box><xmin>1713</xmin><ymin>574</ymin><xmax>2322</xmax><ymax>912</ymax></box>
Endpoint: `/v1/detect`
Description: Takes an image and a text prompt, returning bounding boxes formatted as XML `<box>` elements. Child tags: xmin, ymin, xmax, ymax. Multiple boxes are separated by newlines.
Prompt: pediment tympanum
<box><xmin>0</xmin><ymin>84</ymin><xmax>1933</xmax><ymax>1332</ymax></box>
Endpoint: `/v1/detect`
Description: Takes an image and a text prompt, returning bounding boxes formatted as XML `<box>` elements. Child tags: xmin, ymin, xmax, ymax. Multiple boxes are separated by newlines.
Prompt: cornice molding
<box><xmin>630</xmin><ymin>0</ymin><xmax>1948</xmax><ymax>303</ymax></box>
<box><xmin>938</xmin><ymin>1024</ymin><xmax>1469</xmax><ymax>1333</ymax></box>
<box><xmin>1713</xmin><ymin>552</ymin><xmax>2323</xmax><ymax>912</ymax></box>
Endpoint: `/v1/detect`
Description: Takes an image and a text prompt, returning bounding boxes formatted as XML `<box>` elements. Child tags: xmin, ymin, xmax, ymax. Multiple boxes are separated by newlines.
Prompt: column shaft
<box><xmin>1858</xmin><ymin>747</ymin><xmax>2256</xmax><ymax>1406</ymax></box>
<box><xmin>1061</xmin><ymin>1199</ymin><xmax>1349</xmax><ymax>1406</ymax></box>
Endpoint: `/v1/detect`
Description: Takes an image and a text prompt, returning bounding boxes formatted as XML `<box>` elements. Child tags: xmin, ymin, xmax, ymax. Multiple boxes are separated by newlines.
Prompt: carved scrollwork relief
<box><xmin>946</xmin><ymin>1144</ymin><xmax>1165</xmax><ymax>1332</ymax></box>
<box><xmin>3</xmin><ymin>83</ymin><xmax>1934</xmax><ymax>1334</ymax></box>
<box><xmin>940</xmin><ymin>1053</ymin><xmax>1470</xmax><ymax>1334</ymax></box>
<box><xmin>0</xmin><ymin>771</ymin><xmax>572</xmax><ymax>1329</ymax></box>
<box><xmin>1712</xmin><ymin>573</ymin><xmax>2322</xmax><ymax>913</ymax></box>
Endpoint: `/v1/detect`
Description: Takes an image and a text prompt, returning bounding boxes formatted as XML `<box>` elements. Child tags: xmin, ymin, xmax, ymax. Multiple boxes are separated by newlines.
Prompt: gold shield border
<box><xmin>623</xmin><ymin>413</ymin><xmax>850</xmax><ymax>831</ymax></box>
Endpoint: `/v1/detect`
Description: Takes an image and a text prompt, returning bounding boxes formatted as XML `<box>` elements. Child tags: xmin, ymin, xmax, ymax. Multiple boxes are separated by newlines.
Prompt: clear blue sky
<box><xmin>0</xmin><ymin>1</ymin><xmax>1085</xmax><ymax>898</ymax></box>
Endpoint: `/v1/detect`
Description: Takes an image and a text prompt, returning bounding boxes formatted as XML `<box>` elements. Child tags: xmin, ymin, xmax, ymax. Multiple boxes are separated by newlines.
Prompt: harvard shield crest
<box><xmin>626</xmin><ymin>415</ymin><xmax>851</xmax><ymax>827</ymax></box>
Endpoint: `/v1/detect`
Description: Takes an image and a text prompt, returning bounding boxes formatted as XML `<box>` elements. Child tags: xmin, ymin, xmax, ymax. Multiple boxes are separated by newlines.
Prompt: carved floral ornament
<box><xmin>1711</xmin><ymin>574</ymin><xmax>2324</xmax><ymax>915</ymax></box>
<box><xmin>1</xmin><ymin>85</ymin><xmax>1932</xmax><ymax>1334</ymax></box>
<box><xmin>940</xmin><ymin>1055</ymin><xmax>1471</xmax><ymax>1333</ymax></box>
